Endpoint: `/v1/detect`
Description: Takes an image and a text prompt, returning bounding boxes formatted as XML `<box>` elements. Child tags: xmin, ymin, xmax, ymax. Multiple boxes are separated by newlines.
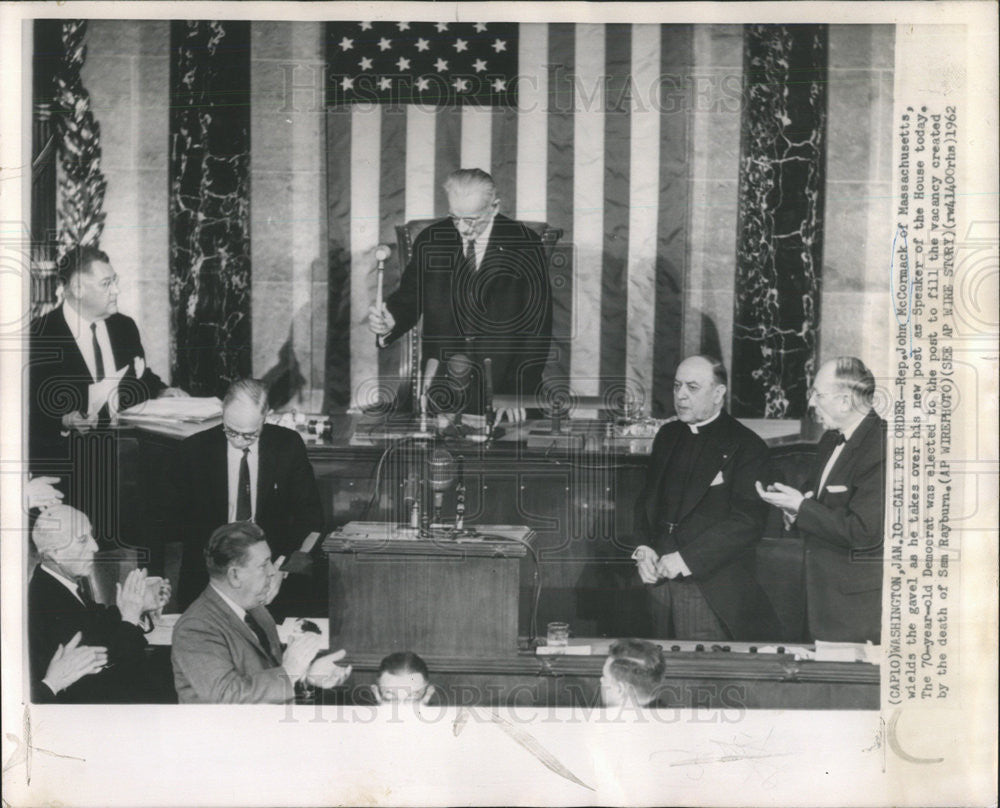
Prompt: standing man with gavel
<box><xmin>367</xmin><ymin>168</ymin><xmax>552</xmax><ymax>423</ymax></box>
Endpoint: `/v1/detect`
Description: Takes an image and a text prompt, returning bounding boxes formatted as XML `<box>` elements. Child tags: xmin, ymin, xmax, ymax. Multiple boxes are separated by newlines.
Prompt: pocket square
<box><xmin>826</xmin><ymin>485</ymin><xmax>848</xmax><ymax>493</ymax></box>
<box><xmin>710</xmin><ymin>471</ymin><xmax>724</xmax><ymax>486</ymax></box>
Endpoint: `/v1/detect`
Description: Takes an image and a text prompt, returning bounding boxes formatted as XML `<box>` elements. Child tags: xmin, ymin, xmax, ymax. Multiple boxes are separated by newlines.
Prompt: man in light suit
<box><xmin>757</xmin><ymin>356</ymin><xmax>886</xmax><ymax>643</ymax></box>
<box><xmin>632</xmin><ymin>355</ymin><xmax>781</xmax><ymax>640</ymax></box>
<box><xmin>368</xmin><ymin>168</ymin><xmax>552</xmax><ymax>417</ymax></box>
<box><xmin>170</xmin><ymin>378</ymin><xmax>324</xmax><ymax>613</ymax></box>
<box><xmin>28</xmin><ymin>504</ymin><xmax>168</xmax><ymax>703</ymax></box>
<box><xmin>171</xmin><ymin>522</ymin><xmax>350</xmax><ymax>704</ymax></box>
<box><xmin>28</xmin><ymin>245</ymin><xmax>184</xmax><ymax>539</ymax></box>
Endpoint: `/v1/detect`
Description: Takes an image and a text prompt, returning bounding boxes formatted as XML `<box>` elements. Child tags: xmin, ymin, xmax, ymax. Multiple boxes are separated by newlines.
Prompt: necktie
<box><xmin>465</xmin><ymin>239</ymin><xmax>477</xmax><ymax>272</ymax></box>
<box><xmin>244</xmin><ymin>612</ymin><xmax>270</xmax><ymax>652</ymax></box>
<box><xmin>90</xmin><ymin>322</ymin><xmax>105</xmax><ymax>381</ymax></box>
<box><xmin>834</xmin><ymin>431</ymin><xmax>846</xmax><ymax>445</ymax></box>
<box><xmin>236</xmin><ymin>448</ymin><xmax>252</xmax><ymax>521</ymax></box>
<box><xmin>76</xmin><ymin>577</ymin><xmax>96</xmax><ymax>608</ymax></box>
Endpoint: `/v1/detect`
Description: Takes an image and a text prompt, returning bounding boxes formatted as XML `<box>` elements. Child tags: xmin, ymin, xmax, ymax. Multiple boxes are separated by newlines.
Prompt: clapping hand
<box><xmin>305</xmin><ymin>648</ymin><xmax>352</xmax><ymax>689</ymax></box>
<box><xmin>25</xmin><ymin>476</ymin><xmax>64</xmax><ymax>510</ymax></box>
<box><xmin>264</xmin><ymin>556</ymin><xmax>288</xmax><ymax>605</ymax></box>
<box><xmin>43</xmin><ymin>631</ymin><xmax>108</xmax><ymax>695</ymax></box>
<box><xmin>142</xmin><ymin>576</ymin><xmax>171</xmax><ymax>613</ymax></box>
<box><xmin>281</xmin><ymin>632</ymin><xmax>325</xmax><ymax>683</ymax></box>
<box><xmin>116</xmin><ymin>568</ymin><xmax>148</xmax><ymax>625</ymax></box>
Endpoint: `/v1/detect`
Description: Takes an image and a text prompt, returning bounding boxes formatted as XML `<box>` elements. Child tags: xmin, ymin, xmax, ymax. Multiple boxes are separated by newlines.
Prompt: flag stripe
<box><xmin>570</xmin><ymin>24</ymin><xmax>606</xmax><ymax>397</ymax></box>
<box><xmin>405</xmin><ymin>106</ymin><xmax>437</xmax><ymax>220</ymax></box>
<box><xmin>516</xmin><ymin>24</ymin><xmax>548</xmax><ymax>221</ymax></box>
<box><xmin>349</xmin><ymin>105</ymin><xmax>381</xmax><ymax>409</ymax></box>
<box><xmin>434</xmin><ymin>106</ymin><xmax>462</xmax><ymax>216</ymax></box>
<box><xmin>653</xmin><ymin>25</ymin><xmax>694</xmax><ymax>416</ymax></box>
<box><xmin>546</xmin><ymin>24</ymin><xmax>576</xmax><ymax>388</ymax></box>
<box><xmin>600</xmin><ymin>24</ymin><xmax>632</xmax><ymax>399</ymax></box>
<box><xmin>626</xmin><ymin>23</ymin><xmax>662</xmax><ymax>411</ymax></box>
<box><xmin>377</xmin><ymin>109</ymin><xmax>407</xmax><ymax>393</ymax></box>
<box><xmin>323</xmin><ymin>108</ymin><xmax>353</xmax><ymax>408</ymax></box>
<box><xmin>491</xmin><ymin>106</ymin><xmax>519</xmax><ymax>214</ymax></box>
<box><xmin>460</xmin><ymin>106</ymin><xmax>493</xmax><ymax>172</ymax></box>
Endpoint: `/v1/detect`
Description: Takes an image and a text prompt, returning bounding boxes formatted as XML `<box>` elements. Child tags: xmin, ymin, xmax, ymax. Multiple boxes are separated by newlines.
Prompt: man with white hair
<box><xmin>28</xmin><ymin>504</ymin><xmax>168</xmax><ymax>702</ymax></box>
<box><xmin>368</xmin><ymin>168</ymin><xmax>552</xmax><ymax>417</ymax></box>
<box><xmin>757</xmin><ymin>356</ymin><xmax>886</xmax><ymax>643</ymax></box>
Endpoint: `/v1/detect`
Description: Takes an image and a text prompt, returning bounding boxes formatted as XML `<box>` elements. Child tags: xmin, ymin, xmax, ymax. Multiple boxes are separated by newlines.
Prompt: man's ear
<box><xmin>420</xmin><ymin>684</ymin><xmax>436</xmax><ymax>706</ymax></box>
<box><xmin>370</xmin><ymin>684</ymin><xmax>383</xmax><ymax>704</ymax></box>
<box><xmin>226</xmin><ymin>565</ymin><xmax>241</xmax><ymax>588</ymax></box>
<box><xmin>714</xmin><ymin>384</ymin><xmax>727</xmax><ymax>405</ymax></box>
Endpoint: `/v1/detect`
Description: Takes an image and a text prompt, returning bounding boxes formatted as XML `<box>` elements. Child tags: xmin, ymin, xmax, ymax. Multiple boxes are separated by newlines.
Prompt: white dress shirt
<box><xmin>464</xmin><ymin>216</ymin><xmax>495</xmax><ymax>271</ymax></box>
<box><xmin>227</xmin><ymin>440</ymin><xmax>260</xmax><ymax>522</ymax></box>
<box><xmin>816</xmin><ymin>414</ymin><xmax>864</xmax><ymax>495</ymax></box>
<box><xmin>210</xmin><ymin>582</ymin><xmax>247</xmax><ymax>621</ymax></box>
<box><xmin>62</xmin><ymin>299</ymin><xmax>115</xmax><ymax>383</ymax></box>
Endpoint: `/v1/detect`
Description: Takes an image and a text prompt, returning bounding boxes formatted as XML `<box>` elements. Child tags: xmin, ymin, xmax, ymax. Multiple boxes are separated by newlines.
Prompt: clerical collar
<box><xmin>687</xmin><ymin>409</ymin><xmax>723</xmax><ymax>434</ymax></box>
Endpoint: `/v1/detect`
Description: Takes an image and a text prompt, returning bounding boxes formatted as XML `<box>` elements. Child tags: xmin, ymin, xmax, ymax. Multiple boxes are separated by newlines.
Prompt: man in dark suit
<box><xmin>171</xmin><ymin>379</ymin><xmax>324</xmax><ymax>613</ymax></box>
<box><xmin>368</xmin><ymin>168</ymin><xmax>552</xmax><ymax>417</ymax></box>
<box><xmin>28</xmin><ymin>504</ymin><xmax>168</xmax><ymax>703</ymax></box>
<box><xmin>28</xmin><ymin>245</ymin><xmax>183</xmax><ymax>538</ymax></box>
<box><xmin>632</xmin><ymin>355</ymin><xmax>781</xmax><ymax>641</ymax></box>
<box><xmin>757</xmin><ymin>356</ymin><xmax>886</xmax><ymax>643</ymax></box>
<box><xmin>171</xmin><ymin>522</ymin><xmax>350</xmax><ymax>704</ymax></box>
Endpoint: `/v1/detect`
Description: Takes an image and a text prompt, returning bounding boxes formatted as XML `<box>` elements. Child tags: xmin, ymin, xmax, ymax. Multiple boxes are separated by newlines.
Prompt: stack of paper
<box><xmin>118</xmin><ymin>396</ymin><xmax>222</xmax><ymax>424</ymax></box>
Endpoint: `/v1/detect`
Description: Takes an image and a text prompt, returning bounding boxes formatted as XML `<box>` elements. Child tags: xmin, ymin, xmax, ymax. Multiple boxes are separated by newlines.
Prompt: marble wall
<box><xmin>79</xmin><ymin>20</ymin><xmax>171</xmax><ymax>382</ymax></box>
<box><xmin>250</xmin><ymin>23</ymin><xmax>328</xmax><ymax>412</ymax></box>
<box><xmin>169</xmin><ymin>21</ymin><xmax>252</xmax><ymax>396</ymax></box>
<box><xmin>731</xmin><ymin>25</ymin><xmax>827</xmax><ymax>418</ymax></box>
<box><xmin>821</xmin><ymin>26</ymin><xmax>895</xmax><ymax>381</ymax></box>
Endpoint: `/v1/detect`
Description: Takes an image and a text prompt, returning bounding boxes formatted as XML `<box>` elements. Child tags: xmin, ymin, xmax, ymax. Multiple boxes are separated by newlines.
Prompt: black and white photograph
<box><xmin>1</xmin><ymin>2</ymin><xmax>996</xmax><ymax>805</ymax></box>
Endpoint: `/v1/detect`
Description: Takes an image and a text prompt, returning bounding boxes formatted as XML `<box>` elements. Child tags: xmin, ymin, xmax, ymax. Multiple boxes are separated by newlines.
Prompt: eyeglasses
<box><xmin>223</xmin><ymin>425</ymin><xmax>262</xmax><ymax>442</ymax></box>
<box><xmin>448</xmin><ymin>204</ymin><xmax>496</xmax><ymax>227</ymax></box>
<box><xmin>807</xmin><ymin>386</ymin><xmax>846</xmax><ymax>401</ymax></box>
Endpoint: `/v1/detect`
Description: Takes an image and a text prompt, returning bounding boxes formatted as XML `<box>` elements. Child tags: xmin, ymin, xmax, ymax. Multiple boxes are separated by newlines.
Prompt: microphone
<box><xmin>427</xmin><ymin>448</ymin><xmax>455</xmax><ymax>525</ymax></box>
<box><xmin>483</xmin><ymin>357</ymin><xmax>495</xmax><ymax>436</ymax></box>
<box><xmin>417</xmin><ymin>358</ymin><xmax>440</xmax><ymax>435</ymax></box>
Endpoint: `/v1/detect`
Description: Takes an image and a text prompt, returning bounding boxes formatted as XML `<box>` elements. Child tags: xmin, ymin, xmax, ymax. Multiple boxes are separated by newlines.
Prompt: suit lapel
<box><xmin>205</xmin><ymin>586</ymin><xmax>279</xmax><ymax>664</ymax></box>
<box><xmin>646</xmin><ymin>425</ymin><xmax>682</xmax><ymax>524</ymax></box>
<box><xmin>676</xmin><ymin>419</ymin><xmax>737</xmax><ymax>524</ymax></box>
<box><xmin>255</xmin><ymin>426</ymin><xmax>273</xmax><ymax>521</ymax></box>
<box><xmin>52</xmin><ymin>306</ymin><xmax>94</xmax><ymax>382</ymax></box>
<box><xmin>208</xmin><ymin>427</ymin><xmax>231</xmax><ymax>527</ymax></box>
<box><xmin>817</xmin><ymin>410</ymin><xmax>878</xmax><ymax>502</ymax></box>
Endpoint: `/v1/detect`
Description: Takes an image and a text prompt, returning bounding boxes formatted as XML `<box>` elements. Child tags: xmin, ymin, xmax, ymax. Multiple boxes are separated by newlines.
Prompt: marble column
<box><xmin>731</xmin><ymin>25</ymin><xmax>827</xmax><ymax>418</ymax></box>
<box><xmin>169</xmin><ymin>21</ymin><xmax>252</xmax><ymax>396</ymax></box>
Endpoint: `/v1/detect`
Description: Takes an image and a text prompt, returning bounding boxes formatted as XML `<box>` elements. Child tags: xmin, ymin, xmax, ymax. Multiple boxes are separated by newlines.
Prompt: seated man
<box><xmin>757</xmin><ymin>356</ymin><xmax>886</xmax><ymax>643</ymax></box>
<box><xmin>28</xmin><ymin>504</ymin><xmax>168</xmax><ymax>703</ymax></box>
<box><xmin>170</xmin><ymin>378</ymin><xmax>324</xmax><ymax>614</ymax></box>
<box><xmin>631</xmin><ymin>355</ymin><xmax>782</xmax><ymax>640</ymax></box>
<box><xmin>370</xmin><ymin>651</ymin><xmax>436</xmax><ymax>707</ymax></box>
<box><xmin>600</xmin><ymin>639</ymin><xmax>666</xmax><ymax>708</ymax></box>
<box><xmin>171</xmin><ymin>522</ymin><xmax>351</xmax><ymax>704</ymax></box>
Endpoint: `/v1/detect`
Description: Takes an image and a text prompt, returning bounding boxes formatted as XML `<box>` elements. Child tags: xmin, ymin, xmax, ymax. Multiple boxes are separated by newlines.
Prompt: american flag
<box><xmin>324</xmin><ymin>22</ymin><xmax>691</xmax><ymax>416</ymax></box>
<box><xmin>326</xmin><ymin>21</ymin><xmax>518</xmax><ymax>106</ymax></box>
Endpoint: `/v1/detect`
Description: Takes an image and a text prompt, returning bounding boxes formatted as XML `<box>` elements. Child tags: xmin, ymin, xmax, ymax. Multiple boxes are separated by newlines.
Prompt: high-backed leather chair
<box><xmin>392</xmin><ymin>219</ymin><xmax>563</xmax><ymax>407</ymax></box>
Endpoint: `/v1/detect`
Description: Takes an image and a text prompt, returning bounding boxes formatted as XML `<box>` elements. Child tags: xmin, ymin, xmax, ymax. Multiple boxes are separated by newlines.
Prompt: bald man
<box><xmin>28</xmin><ymin>505</ymin><xmax>168</xmax><ymax>702</ymax></box>
<box><xmin>368</xmin><ymin>168</ymin><xmax>552</xmax><ymax>416</ymax></box>
<box><xmin>632</xmin><ymin>355</ymin><xmax>781</xmax><ymax>641</ymax></box>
